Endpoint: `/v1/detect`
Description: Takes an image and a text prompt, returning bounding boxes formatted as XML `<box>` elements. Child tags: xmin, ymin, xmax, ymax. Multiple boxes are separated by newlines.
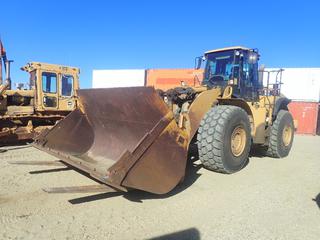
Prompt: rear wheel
<box><xmin>266</xmin><ymin>110</ymin><xmax>294</xmax><ymax>158</ymax></box>
<box><xmin>197</xmin><ymin>105</ymin><xmax>251</xmax><ymax>173</ymax></box>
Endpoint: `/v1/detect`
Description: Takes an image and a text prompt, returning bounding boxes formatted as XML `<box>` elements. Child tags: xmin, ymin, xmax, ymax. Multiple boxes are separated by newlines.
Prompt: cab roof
<box><xmin>204</xmin><ymin>46</ymin><xmax>250</xmax><ymax>55</ymax></box>
<box><xmin>21</xmin><ymin>62</ymin><xmax>80</xmax><ymax>74</ymax></box>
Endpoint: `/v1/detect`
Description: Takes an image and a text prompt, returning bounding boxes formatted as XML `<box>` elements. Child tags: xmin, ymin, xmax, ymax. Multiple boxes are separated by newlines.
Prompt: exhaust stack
<box><xmin>5</xmin><ymin>60</ymin><xmax>13</xmax><ymax>90</ymax></box>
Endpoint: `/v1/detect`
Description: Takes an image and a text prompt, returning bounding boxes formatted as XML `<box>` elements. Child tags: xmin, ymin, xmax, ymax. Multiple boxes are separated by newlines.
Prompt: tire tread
<box><xmin>197</xmin><ymin>105</ymin><xmax>250</xmax><ymax>173</ymax></box>
<box><xmin>266</xmin><ymin>110</ymin><xmax>293</xmax><ymax>158</ymax></box>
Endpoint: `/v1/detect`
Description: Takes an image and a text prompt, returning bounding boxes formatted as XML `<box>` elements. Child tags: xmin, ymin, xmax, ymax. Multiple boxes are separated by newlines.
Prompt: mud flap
<box><xmin>33</xmin><ymin>87</ymin><xmax>188</xmax><ymax>194</ymax></box>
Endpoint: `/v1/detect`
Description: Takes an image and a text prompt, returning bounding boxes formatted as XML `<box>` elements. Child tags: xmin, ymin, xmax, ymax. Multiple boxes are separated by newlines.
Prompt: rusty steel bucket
<box><xmin>33</xmin><ymin>87</ymin><xmax>188</xmax><ymax>194</ymax></box>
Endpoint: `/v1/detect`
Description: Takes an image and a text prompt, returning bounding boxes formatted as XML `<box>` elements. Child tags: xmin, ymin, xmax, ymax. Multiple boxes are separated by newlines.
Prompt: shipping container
<box><xmin>92</xmin><ymin>69</ymin><xmax>146</xmax><ymax>88</ymax></box>
<box><xmin>146</xmin><ymin>69</ymin><xmax>204</xmax><ymax>90</ymax></box>
<box><xmin>317</xmin><ymin>106</ymin><xmax>320</xmax><ymax>135</ymax></box>
<box><xmin>264</xmin><ymin>68</ymin><xmax>320</xmax><ymax>102</ymax></box>
<box><xmin>288</xmin><ymin>101</ymin><xmax>319</xmax><ymax>135</ymax></box>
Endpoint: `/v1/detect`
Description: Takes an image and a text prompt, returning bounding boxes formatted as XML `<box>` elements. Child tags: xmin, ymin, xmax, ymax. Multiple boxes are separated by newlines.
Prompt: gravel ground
<box><xmin>0</xmin><ymin>135</ymin><xmax>319</xmax><ymax>240</ymax></box>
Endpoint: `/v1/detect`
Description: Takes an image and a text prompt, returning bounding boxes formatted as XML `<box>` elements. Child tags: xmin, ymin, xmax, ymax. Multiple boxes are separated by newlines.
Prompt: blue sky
<box><xmin>1</xmin><ymin>0</ymin><xmax>319</xmax><ymax>88</ymax></box>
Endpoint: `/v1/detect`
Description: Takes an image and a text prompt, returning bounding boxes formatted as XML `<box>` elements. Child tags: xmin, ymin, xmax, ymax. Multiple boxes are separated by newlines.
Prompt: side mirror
<box><xmin>194</xmin><ymin>56</ymin><xmax>204</xmax><ymax>70</ymax></box>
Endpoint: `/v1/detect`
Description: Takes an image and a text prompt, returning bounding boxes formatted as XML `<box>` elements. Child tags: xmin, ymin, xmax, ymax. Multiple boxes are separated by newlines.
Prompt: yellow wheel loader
<box><xmin>27</xmin><ymin>46</ymin><xmax>294</xmax><ymax>195</ymax></box>
<box><xmin>0</xmin><ymin>41</ymin><xmax>80</xmax><ymax>143</ymax></box>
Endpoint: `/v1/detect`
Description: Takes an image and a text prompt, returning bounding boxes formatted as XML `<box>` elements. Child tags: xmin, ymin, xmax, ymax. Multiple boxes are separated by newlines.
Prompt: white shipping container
<box><xmin>264</xmin><ymin>68</ymin><xmax>320</xmax><ymax>102</ymax></box>
<box><xmin>92</xmin><ymin>69</ymin><xmax>146</xmax><ymax>88</ymax></box>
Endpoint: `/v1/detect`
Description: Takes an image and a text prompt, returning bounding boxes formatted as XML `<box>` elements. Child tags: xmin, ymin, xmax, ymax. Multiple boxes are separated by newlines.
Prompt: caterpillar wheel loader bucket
<box><xmin>33</xmin><ymin>87</ymin><xmax>188</xmax><ymax>194</ymax></box>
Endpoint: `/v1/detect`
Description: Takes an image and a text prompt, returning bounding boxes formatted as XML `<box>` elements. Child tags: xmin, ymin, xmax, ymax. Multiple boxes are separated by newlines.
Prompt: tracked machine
<box><xmin>27</xmin><ymin>46</ymin><xmax>294</xmax><ymax>195</ymax></box>
<box><xmin>0</xmin><ymin>41</ymin><xmax>79</xmax><ymax>143</ymax></box>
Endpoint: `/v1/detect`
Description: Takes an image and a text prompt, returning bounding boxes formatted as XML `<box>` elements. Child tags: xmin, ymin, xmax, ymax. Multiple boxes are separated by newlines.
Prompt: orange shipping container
<box><xmin>288</xmin><ymin>101</ymin><xmax>319</xmax><ymax>135</ymax></box>
<box><xmin>146</xmin><ymin>69</ymin><xmax>204</xmax><ymax>91</ymax></box>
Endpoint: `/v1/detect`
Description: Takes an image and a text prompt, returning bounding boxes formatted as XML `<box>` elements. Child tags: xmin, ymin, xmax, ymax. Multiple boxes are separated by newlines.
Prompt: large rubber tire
<box><xmin>197</xmin><ymin>105</ymin><xmax>251</xmax><ymax>174</ymax></box>
<box><xmin>266</xmin><ymin>110</ymin><xmax>294</xmax><ymax>158</ymax></box>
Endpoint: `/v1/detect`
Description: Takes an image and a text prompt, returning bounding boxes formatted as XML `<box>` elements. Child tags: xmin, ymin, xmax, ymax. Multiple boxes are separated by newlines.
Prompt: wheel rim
<box><xmin>231</xmin><ymin>126</ymin><xmax>246</xmax><ymax>157</ymax></box>
<box><xmin>282</xmin><ymin>124</ymin><xmax>292</xmax><ymax>146</ymax></box>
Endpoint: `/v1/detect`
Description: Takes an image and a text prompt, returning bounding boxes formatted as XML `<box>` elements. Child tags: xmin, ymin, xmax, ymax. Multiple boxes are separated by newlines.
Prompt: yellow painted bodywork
<box><xmin>173</xmin><ymin>86</ymin><xmax>277</xmax><ymax>146</ymax></box>
<box><xmin>0</xmin><ymin>61</ymin><xmax>80</xmax><ymax>141</ymax></box>
<box><xmin>21</xmin><ymin>62</ymin><xmax>80</xmax><ymax>112</ymax></box>
<box><xmin>186</xmin><ymin>88</ymin><xmax>221</xmax><ymax>141</ymax></box>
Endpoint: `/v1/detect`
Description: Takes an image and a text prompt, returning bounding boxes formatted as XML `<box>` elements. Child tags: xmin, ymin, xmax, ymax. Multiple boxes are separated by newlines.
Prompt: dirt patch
<box><xmin>0</xmin><ymin>136</ymin><xmax>320</xmax><ymax>239</ymax></box>
<box><xmin>0</xmin><ymin>196</ymin><xmax>10</xmax><ymax>205</ymax></box>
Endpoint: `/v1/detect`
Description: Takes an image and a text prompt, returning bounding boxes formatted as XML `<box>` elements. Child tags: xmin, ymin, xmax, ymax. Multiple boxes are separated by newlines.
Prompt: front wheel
<box><xmin>197</xmin><ymin>105</ymin><xmax>251</xmax><ymax>174</ymax></box>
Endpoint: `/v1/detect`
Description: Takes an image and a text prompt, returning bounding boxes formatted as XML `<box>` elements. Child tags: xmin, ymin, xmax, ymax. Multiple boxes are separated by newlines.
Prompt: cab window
<box><xmin>61</xmin><ymin>75</ymin><xmax>73</xmax><ymax>96</ymax></box>
<box><xmin>42</xmin><ymin>72</ymin><xmax>57</xmax><ymax>93</ymax></box>
<box><xmin>29</xmin><ymin>71</ymin><xmax>36</xmax><ymax>89</ymax></box>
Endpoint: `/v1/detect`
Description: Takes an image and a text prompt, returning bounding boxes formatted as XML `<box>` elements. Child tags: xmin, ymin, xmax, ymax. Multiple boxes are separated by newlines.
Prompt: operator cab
<box><xmin>197</xmin><ymin>46</ymin><xmax>262</xmax><ymax>100</ymax></box>
<box><xmin>21</xmin><ymin>62</ymin><xmax>80</xmax><ymax>111</ymax></box>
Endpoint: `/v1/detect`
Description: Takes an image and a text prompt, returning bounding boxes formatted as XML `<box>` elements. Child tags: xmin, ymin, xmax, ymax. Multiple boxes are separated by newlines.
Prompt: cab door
<box><xmin>41</xmin><ymin>71</ymin><xmax>58</xmax><ymax>110</ymax></box>
<box><xmin>58</xmin><ymin>74</ymin><xmax>76</xmax><ymax>111</ymax></box>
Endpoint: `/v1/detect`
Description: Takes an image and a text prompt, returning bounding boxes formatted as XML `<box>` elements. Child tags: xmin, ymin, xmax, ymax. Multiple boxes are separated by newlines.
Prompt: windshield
<box><xmin>203</xmin><ymin>50</ymin><xmax>238</xmax><ymax>86</ymax></box>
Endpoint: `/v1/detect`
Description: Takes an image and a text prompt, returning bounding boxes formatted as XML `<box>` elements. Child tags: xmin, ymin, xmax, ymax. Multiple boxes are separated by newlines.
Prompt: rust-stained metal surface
<box><xmin>33</xmin><ymin>87</ymin><xmax>188</xmax><ymax>194</ymax></box>
<box><xmin>8</xmin><ymin>160</ymin><xmax>64</xmax><ymax>166</ymax></box>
